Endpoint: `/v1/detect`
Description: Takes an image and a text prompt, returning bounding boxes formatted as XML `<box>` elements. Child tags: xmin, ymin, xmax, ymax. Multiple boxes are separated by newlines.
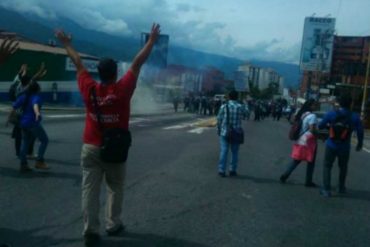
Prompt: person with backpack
<box><xmin>56</xmin><ymin>24</ymin><xmax>160</xmax><ymax>247</ymax></box>
<box><xmin>280</xmin><ymin>99</ymin><xmax>318</xmax><ymax>187</ymax></box>
<box><xmin>318</xmin><ymin>95</ymin><xmax>364</xmax><ymax>197</ymax></box>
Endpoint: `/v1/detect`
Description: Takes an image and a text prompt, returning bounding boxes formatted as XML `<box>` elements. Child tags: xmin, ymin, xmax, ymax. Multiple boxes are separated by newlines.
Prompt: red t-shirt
<box><xmin>77</xmin><ymin>69</ymin><xmax>137</xmax><ymax>146</ymax></box>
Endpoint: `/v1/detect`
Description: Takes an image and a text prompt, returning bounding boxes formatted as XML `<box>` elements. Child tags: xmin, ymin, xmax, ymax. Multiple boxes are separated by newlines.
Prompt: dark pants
<box><xmin>12</xmin><ymin>125</ymin><xmax>34</xmax><ymax>156</ymax></box>
<box><xmin>20</xmin><ymin>124</ymin><xmax>48</xmax><ymax>165</ymax></box>
<box><xmin>323</xmin><ymin>146</ymin><xmax>350</xmax><ymax>191</ymax></box>
<box><xmin>282</xmin><ymin>147</ymin><xmax>317</xmax><ymax>184</ymax></box>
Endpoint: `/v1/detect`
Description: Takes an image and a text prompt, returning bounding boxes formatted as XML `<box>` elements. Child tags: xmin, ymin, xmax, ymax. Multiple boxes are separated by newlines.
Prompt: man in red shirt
<box><xmin>56</xmin><ymin>24</ymin><xmax>160</xmax><ymax>246</ymax></box>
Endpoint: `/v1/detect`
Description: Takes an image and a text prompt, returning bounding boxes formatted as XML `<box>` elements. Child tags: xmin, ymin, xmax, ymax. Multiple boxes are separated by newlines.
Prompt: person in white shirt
<box><xmin>280</xmin><ymin>99</ymin><xmax>318</xmax><ymax>187</ymax></box>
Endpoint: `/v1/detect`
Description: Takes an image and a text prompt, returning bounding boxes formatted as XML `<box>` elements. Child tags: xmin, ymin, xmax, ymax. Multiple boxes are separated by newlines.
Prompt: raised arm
<box><xmin>0</xmin><ymin>38</ymin><xmax>19</xmax><ymax>65</ymax></box>
<box><xmin>31</xmin><ymin>62</ymin><xmax>47</xmax><ymax>81</ymax></box>
<box><xmin>130</xmin><ymin>23</ymin><xmax>161</xmax><ymax>78</ymax></box>
<box><xmin>55</xmin><ymin>30</ymin><xmax>85</xmax><ymax>75</ymax></box>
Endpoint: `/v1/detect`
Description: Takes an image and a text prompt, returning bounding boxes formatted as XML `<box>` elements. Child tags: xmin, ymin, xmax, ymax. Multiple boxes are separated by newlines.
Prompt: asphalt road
<box><xmin>0</xmin><ymin>112</ymin><xmax>369</xmax><ymax>247</ymax></box>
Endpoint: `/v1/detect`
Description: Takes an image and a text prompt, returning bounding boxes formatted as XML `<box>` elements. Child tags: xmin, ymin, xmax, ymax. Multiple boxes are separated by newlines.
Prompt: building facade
<box><xmin>0</xmin><ymin>34</ymin><xmax>99</xmax><ymax>106</ymax></box>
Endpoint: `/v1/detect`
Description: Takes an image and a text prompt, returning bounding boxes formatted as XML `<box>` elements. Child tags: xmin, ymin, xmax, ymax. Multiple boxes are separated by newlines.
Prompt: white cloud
<box><xmin>1</xmin><ymin>0</ymin><xmax>369</xmax><ymax>64</ymax></box>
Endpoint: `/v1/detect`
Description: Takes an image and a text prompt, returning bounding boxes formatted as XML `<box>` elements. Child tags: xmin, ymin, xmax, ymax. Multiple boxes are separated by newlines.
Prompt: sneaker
<box><xmin>218</xmin><ymin>172</ymin><xmax>226</xmax><ymax>178</ymax></box>
<box><xmin>106</xmin><ymin>224</ymin><xmax>125</xmax><ymax>236</ymax></box>
<box><xmin>305</xmin><ymin>182</ymin><xmax>318</xmax><ymax>188</ymax></box>
<box><xmin>84</xmin><ymin>233</ymin><xmax>100</xmax><ymax>247</ymax></box>
<box><xmin>229</xmin><ymin>171</ymin><xmax>237</xmax><ymax>177</ymax></box>
<box><xmin>279</xmin><ymin>175</ymin><xmax>287</xmax><ymax>184</ymax></box>
<box><xmin>19</xmin><ymin>165</ymin><xmax>33</xmax><ymax>173</ymax></box>
<box><xmin>35</xmin><ymin>161</ymin><xmax>49</xmax><ymax>170</ymax></box>
<box><xmin>320</xmin><ymin>189</ymin><xmax>331</xmax><ymax>198</ymax></box>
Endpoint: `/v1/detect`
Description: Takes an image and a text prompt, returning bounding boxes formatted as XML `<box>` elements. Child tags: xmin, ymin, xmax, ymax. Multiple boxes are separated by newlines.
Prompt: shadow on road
<box><xmin>46</xmin><ymin>158</ymin><xmax>79</xmax><ymax>167</ymax></box>
<box><xmin>232</xmin><ymin>174</ymin><xmax>281</xmax><ymax>184</ymax></box>
<box><xmin>0</xmin><ymin>227</ymin><xmax>80</xmax><ymax>247</ymax></box>
<box><xmin>336</xmin><ymin>189</ymin><xmax>370</xmax><ymax>202</ymax></box>
<box><xmin>0</xmin><ymin>167</ymin><xmax>81</xmax><ymax>185</ymax></box>
<box><xmin>103</xmin><ymin>231</ymin><xmax>208</xmax><ymax>247</ymax></box>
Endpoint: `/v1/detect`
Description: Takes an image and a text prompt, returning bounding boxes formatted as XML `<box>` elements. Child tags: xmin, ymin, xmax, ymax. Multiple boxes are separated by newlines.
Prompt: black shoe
<box><xmin>279</xmin><ymin>175</ymin><xmax>287</xmax><ymax>184</ymax></box>
<box><xmin>338</xmin><ymin>187</ymin><xmax>347</xmax><ymax>194</ymax></box>
<box><xmin>19</xmin><ymin>165</ymin><xmax>33</xmax><ymax>173</ymax></box>
<box><xmin>305</xmin><ymin>182</ymin><xmax>317</xmax><ymax>188</ymax></box>
<box><xmin>229</xmin><ymin>171</ymin><xmax>237</xmax><ymax>177</ymax></box>
<box><xmin>84</xmin><ymin>233</ymin><xmax>100</xmax><ymax>247</ymax></box>
<box><xmin>320</xmin><ymin>189</ymin><xmax>331</xmax><ymax>198</ymax></box>
<box><xmin>106</xmin><ymin>224</ymin><xmax>125</xmax><ymax>236</ymax></box>
<box><xmin>218</xmin><ymin>172</ymin><xmax>226</xmax><ymax>178</ymax></box>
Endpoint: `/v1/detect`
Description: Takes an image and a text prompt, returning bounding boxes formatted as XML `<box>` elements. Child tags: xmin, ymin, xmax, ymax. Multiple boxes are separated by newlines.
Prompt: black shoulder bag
<box><xmin>90</xmin><ymin>87</ymin><xmax>132</xmax><ymax>163</ymax></box>
<box><xmin>226</xmin><ymin>103</ymin><xmax>244</xmax><ymax>144</ymax></box>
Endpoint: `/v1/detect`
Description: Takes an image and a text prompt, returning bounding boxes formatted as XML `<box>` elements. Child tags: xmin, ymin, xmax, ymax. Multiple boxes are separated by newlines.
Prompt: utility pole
<box><xmin>360</xmin><ymin>42</ymin><xmax>370</xmax><ymax>120</ymax></box>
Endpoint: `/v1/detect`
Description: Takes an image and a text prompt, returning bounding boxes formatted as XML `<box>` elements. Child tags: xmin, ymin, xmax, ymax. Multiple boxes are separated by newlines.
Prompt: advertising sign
<box><xmin>142</xmin><ymin>33</ymin><xmax>169</xmax><ymax>68</ymax></box>
<box><xmin>66</xmin><ymin>58</ymin><xmax>98</xmax><ymax>73</ymax></box>
<box><xmin>300</xmin><ymin>17</ymin><xmax>336</xmax><ymax>72</ymax></box>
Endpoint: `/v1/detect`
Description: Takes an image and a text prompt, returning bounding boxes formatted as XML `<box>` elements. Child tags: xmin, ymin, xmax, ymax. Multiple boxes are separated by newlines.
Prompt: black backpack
<box><xmin>329</xmin><ymin>111</ymin><xmax>352</xmax><ymax>143</ymax></box>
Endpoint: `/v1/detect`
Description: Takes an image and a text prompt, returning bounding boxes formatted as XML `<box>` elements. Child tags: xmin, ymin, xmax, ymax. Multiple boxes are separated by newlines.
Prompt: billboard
<box><xmin>234</xmin><ymin>71</ymin><xmax>249</xmax><ymax>92</ymax></box>
<box><xmin>141</xmin><ymin>33</ymin><xmax>169</xmax><ymax>68</ymax></box>
<box><xmin>300</xmin><ymin>17</ymin><xmax>336</xmax><ymax>72</ymax></box>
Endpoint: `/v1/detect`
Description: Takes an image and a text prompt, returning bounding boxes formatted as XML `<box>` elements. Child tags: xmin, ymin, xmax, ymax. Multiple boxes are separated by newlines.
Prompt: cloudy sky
<box><xmin>1</xmin><ymin>0</ymin><xmax>369</xmax><ymax>64</ymax></box>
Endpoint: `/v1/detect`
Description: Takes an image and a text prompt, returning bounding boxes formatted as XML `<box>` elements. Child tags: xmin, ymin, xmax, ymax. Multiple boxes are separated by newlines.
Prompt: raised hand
<box><xmin>32</xmin><ymin>62</ymin><xmax>47</xmax><ymax>81</ymax></box>
<box><xmin>55</xmin><ymin>30</ymin><xmax>72</xmax><ymax>46</ymax></box>
<box><xmin>0</xmin><ymin>38</ymin><xmax>19</xmax><ymax>65</ymax></box>
<box><xmin>148</xmin><ymin>23</ymin><xmax>161</xmax><ymax>43</ymax></box>
<box><xmin>19</xmin><ymin>64</ymin><xmax>28</xmax><ymax>77</ymax></box>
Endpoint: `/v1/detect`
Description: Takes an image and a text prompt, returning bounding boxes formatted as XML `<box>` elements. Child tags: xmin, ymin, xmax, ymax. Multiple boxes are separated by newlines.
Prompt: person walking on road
<box><xmin>280</xmin><ymin>99</ymin><xmax>318</xmax><ymax>187</ymax></box>
<box><xmin>56</xmin><ymin>23</ymin><xmax>160</xmax><ymax>247</ymax></box>
<box><xmin>217</xmin><ymin>90</ymin><xmax>244</xmax><ymax>177</ymax></box>
<box><xmin>318</xmin><ymin>95</ymin><xmax>364</xmax><ymax>197</ymax></box>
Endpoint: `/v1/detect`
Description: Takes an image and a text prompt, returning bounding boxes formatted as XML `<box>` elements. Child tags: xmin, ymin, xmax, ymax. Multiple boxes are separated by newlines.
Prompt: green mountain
<box><xmin>0</xmin><ymin>7</ymin><xmax>300</xmax><ymax>88</ymax></box>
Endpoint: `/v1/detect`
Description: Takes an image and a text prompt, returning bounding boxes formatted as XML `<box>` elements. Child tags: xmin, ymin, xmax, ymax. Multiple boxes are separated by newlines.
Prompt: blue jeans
<box><xmin>218</xmin><ymin>136</ymin><xmax>240</xmax><ymax>173</ymax></box>
<box><xmin>20</xmin><ymin>124</ymin><xmax>49</xmax><ymax>165</ymax></box>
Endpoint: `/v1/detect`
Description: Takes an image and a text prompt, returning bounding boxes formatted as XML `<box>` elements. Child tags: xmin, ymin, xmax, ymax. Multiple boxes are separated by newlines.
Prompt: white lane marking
<box><xmin>363</xmin><ymin>147</ymin><xmax>370</xmax><ymax>154</ymax></box>
<box><xmin>129</xmin><ymin>118</ymin><xmax>149</xmax><ymax>124</ymax></box>
<box><xmin>187</xmin><ymin>127</ymin><xmax>208</xmax><ymax>134</ymax></box>
<box><xmin>163</xmin><ymin>118</ymin><xmax>211</xmax><ymax>130</ymax></box>
<box><xmin>44</xmin><ymin>115</ymin><xmax>150</xmax><ymax>126</ymax></box>
<box><xmin>45</xmin><ymin>114</ymin><xmax>85</xmax><ymax>118</ymax></box>
<box><xmin>163</xmin><ymin>123</ymin><xmax>195</xmax><ymax>130</ymax></box>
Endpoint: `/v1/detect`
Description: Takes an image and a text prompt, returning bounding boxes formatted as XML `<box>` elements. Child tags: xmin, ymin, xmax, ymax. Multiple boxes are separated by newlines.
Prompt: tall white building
<box><xmin>235</xmin><ymin>63</ymin><xmax>284</xmax><ymax>92</ymax></box>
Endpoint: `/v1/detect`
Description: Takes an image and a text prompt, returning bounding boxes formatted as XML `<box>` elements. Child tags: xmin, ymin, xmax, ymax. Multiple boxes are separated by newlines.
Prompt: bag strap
<box><xmin>90</xmin><ymin>86</ymin><xmax>104</xmax><ymax>132</ymax></box>
<box><xmin>298</xmin><ymin>112</ymin><xmax>311</xmax><ymax>137</ymax></box>
<box><xmin>226</xmin><ymin>103</ymin><xmax>230</xmax><ymax>128</ymax></box>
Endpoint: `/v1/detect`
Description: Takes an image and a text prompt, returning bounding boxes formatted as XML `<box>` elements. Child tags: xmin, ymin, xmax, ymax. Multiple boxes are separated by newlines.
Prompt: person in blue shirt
<box><xmin>318</xmin><ymin>95</ymin><xmax>364</xmax><ymax>197</ymax></box>
<box><xmin>11</xmin><ymin>82</ymin><xmax>49</xmax><ymax>172</ymax></box>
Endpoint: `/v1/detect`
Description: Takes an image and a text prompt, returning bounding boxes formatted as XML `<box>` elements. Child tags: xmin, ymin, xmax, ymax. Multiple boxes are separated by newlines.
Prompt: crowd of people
<box><xmin>216</xmin><ymin>91</ymin><xmax>364</xmax><ymax>198</ymax></box>
<box><xmin>180</xmin><ymin>95</ymin><xmax>223</xmax><ymax>116</ymax></box>
<box><xmin>0</xmin><ymin>23</ymin><xmax>366</xmax><ymax>247</ymax></box>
